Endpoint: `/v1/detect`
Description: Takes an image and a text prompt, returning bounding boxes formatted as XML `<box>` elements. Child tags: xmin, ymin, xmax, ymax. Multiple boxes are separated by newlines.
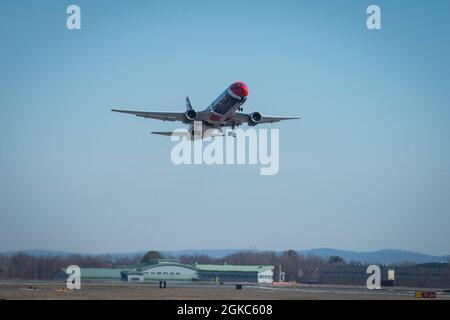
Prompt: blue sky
<box><xmin>1</xmin><ymin>0</ymin><xmax>449</xmax><ymax>255</ymax></box>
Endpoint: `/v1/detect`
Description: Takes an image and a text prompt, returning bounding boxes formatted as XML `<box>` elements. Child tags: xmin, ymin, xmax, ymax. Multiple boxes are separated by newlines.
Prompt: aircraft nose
<box><xmin>230</xmin><ymin>82</ymin><xmax>249</xmax><ymax>98</ymax></box>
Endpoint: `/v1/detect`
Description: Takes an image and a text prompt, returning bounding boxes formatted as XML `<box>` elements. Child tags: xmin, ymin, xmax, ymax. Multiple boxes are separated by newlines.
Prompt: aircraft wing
<box><xmin>230</xmin><ymin>113</ymin><xmax>301</xmax><ymax>125</ymax></box>
<box><xmin>111</xmin><ymin>109</ymin><xmax>211</xmax><ymax>122</ymax></box>
<box><xmin>111</xmin><ymin>109</ymin><xmax>186</xmax><ymax>122</ymax></box>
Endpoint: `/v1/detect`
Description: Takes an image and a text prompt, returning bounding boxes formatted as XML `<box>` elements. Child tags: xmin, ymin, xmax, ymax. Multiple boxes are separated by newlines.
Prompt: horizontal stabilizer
<box><xmin>151</xmin><ymin>131</ymin><xmax>190</xmax><ymax>137</ymax></box>
<box><xmin>151</xmin><ymin>131</ymin><xmax>227</xmax><ymax>138</ymax></box>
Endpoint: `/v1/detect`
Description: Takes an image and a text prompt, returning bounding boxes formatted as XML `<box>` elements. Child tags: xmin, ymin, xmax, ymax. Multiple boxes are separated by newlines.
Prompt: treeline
<box><xmin>177</xmin><ymin>250</ymin><xmax>333</xmax><ymax>282</ymax></box>
<box><xmin>0</xmin><ymin>250</ymin><xmax>344</xmax><ymax>282</ymax></box>
<box><xmin>0</xmin><ymin>253</ymin><xmax>140</xmax><ymax>280</ymax></box>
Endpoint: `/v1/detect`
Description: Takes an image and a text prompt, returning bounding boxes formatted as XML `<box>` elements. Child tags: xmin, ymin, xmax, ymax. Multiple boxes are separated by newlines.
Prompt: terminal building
<box><xmin>317</xmin><ymin>264</ymin><xmax>390</xmax><ymax>286</ymax></box>
<box><xmin>52</xmin><ymin>259</ymin><xmax>274</xmax><ymax>284</ymax></box>
<box><xmin>317</xmin><ymin>263</ymin><xmax>450</xmax><ymax>289</ymax></box>
<box><xmin>394</xmin><ymin>263</ymin><xmax>450</xmax><ymax>288</ymax></box>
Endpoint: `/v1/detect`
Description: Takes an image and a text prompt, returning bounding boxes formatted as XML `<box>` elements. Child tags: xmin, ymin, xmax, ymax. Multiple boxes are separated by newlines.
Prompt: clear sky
<box><xmin>1</xmin><ymin>0</ymin><xmax>449</xmax><ymax>255</ymax></box>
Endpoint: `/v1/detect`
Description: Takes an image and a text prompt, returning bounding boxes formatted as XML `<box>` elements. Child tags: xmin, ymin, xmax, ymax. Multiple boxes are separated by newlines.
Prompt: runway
<box><xmin>1</xmin><ymin>281</ymin><xmax>449</xmax><ymax>300</ymax></box>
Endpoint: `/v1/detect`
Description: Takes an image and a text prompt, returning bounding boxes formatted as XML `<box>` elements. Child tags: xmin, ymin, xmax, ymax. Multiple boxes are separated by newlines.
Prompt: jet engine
<box><xmin>185</xmin><ymin>109</ymin><xmax>197</xmax><ymax>121</ymax></box>
<box><xmin>249</xmin><ymin>112</ymin><xmax>263</xmax><ymax>125</ymax></box>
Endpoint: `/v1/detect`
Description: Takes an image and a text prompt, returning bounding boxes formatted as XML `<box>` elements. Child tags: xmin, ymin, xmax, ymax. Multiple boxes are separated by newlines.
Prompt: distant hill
<box><xmin>0</xmin><ymin>249</ymin><xmax>243</xmax><ymax>260</ymax></box>
<box><xmin>298</xmin><ymin>248</ymin><xmax>450</xmax><ymax>265</ymax></box>
<box><xmin>0</xmin><ymin>249</ymin><xmax>144</xmax><ymax>260</ymax></box>
<box><xmin>161</xmin><ymin>249</ymin><xmax>241</xmax><ymax>259</ymax></box>
<box><xmin>2</xmin><ymin>248</ymin><xmax>449</xmax><ymax>265</ymax></box>
<box><xmin>0</xmin><ymin>249</ymin><xmax>76</xmax><ymax>257</ymax></box>
<box><xmin>163</xmin><ymin>248</ymin><xmax>450</xmax><ymax>265</ymax></box>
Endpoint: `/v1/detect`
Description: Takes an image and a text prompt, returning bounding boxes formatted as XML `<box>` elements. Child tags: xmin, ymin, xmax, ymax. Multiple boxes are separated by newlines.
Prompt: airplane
<box><xmin>111</xmin><ymin>82</ymin><xmax>300</xmax><ymax>139</ymax></box>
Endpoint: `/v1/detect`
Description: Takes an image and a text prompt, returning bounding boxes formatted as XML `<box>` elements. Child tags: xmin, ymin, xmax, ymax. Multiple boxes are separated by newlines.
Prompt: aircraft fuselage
<box><xmin>204</xmin><ymin>82</ymin><xmax>248</xmax><ymax>125</ymax></box>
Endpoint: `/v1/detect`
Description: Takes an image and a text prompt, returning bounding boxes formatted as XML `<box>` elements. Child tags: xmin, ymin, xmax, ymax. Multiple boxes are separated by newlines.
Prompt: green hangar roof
<box><xmin>54</xmin><ymin>268</ymin><xmax>125</xmax><ymax>280</ymax></box>
<box><xmin>195</xmin><ymin>264</ymin><xmax>273</xmax><ymax>273</ymax></box>
<box><xmin>136</xmin><ymin>262</ymin><xmax>198</xmax><ymax>272</ymax></box>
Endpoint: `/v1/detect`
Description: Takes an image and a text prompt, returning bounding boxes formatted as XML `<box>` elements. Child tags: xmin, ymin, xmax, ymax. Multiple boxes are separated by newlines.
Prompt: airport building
<box><xmin>122</xmin><ymin>260</ymin><xmax>199</xmax><ymax>282</ymax></box>
<box><xmin>52</xmin><ymin>268</ymin><xmax>124</xmax><ymax>281</ymax></box>
<box><xmin>51</xmin><ymin>260</ymin><xmax>274</xmax><ymax>284</ymax></box>
<box><xmin>196</xmin><ymin>264</ymin><xmax>274</xmax><ymax>283</ymax></box>
<box><xmin>317</xmin><ymin>264</ymin><xmax>390</xmax><ymax>286</ymax></box>
<box><xmin>317</xmin><ymin>263</ymin><xmax>450</xmax><ymax>289</ymax></box>
<box><xmin>394</xmin><ymin>263</ymin><xmax>450</xmax><ymax>289</ymax></box>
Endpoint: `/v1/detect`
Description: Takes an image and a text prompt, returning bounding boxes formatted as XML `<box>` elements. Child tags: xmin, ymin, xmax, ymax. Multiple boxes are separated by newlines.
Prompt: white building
<box><xmin>139</xmin><ymin>262</ymin><xmax>199</xmax><ymax>281</ymax></box>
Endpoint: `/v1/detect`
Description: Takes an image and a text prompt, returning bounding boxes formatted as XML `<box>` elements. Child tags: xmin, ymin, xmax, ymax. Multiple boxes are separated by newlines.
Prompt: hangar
<box><xmin>122</xmin><ymin>260</ymin><xmax>199</xmax><ymax>281</ymax></box>
<box><xmin>196</xmin><ymin>264</ymin><xmax>274</xmax><ymax>283</ymax></box>
<box><xmin>52</xmin><ymin>268</ymin><xmax>123</xmax><ymax>281</ymax></box>
<box><xmin>51</xmin><ymin>260</ymin><xmax>275</xmax><ymax>284</ymax></box>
